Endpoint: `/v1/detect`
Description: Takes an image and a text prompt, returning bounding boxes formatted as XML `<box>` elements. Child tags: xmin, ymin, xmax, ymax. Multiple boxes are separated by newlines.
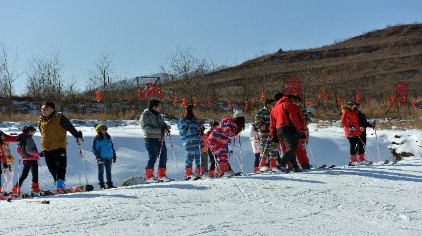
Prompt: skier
<box><xmin>139</xmin><ymin>99</ymin><xmax>172</xmax><ymax>183</ymax></box>
<box><xmin>12</xmin><ymin>126</ymin><xmax>41</xmax><ymax>196</ymax></box>
<box><xmin>1</xmin><ymin>141</ymin><xmax>15</xmax><ymax>195</ymax></box>
<box><xmin>290</xmin><ymin>96</ymin><xmax>311</xmax><ymax>169</ymax></box>
<box><xmin>255</xmin><ymin>99</ymin><xmax>278</xmax><ymax>172</ymax></box>
<box><xmin>354</xmin><ymin>103</ymin><xmax>375</xmax><ymax>164</ymax></box>
<box><xmin>341</xmin><ymin>101</ymin><xmax>363</xmax><ymax>165</ymax></box>
<box><xmin>248</xmin><ymin>123</ymin><xmax>261</xmax><ymax>173</ymax></box>
<box><xmin>205</xmin><ymin>121</ymin><xmax>219</xmax><ymax>177</ymax></box>
<box><xmin>92</xmin><ymin>124</ymin><xmax>117</xmax><ymax>189</ymax></box>
<box><xmin>0</xmin><ymin>130</ymin><xmax>17</xmax><ymax>195</ymax></box>
<box><xmin>207</xmin><ymin>109</ymin><xmax>245</xmax><ymax>177</ymax></box>
<box><xmin>270</xmin><ymin>94</ymin><xmax>305</xmax><ymax>172</ymax></box>
<box><xmin>38</xmin><ymin>102</ymin><xmax>83</xmax><ymax>193</ymax></box>
<box><xmin>200</xmin><ymin>127</ymin><xmax>210</xmax><ymax>178</ymax></box>
<box><xmin>177</xmin><ymin>105</ymin><xmax>205</xmax><ymax>180</ymax></box>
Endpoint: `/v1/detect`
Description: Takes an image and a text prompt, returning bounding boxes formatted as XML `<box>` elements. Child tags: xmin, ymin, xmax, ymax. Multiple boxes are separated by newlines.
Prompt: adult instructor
<box><xmin>38</xmin><ymin>102</ymin><xmax>83</xmax><ymax>193</ymax></box>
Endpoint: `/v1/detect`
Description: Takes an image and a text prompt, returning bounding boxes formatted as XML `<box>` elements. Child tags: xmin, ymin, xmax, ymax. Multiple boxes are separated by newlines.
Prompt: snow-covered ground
<box><xmin>0</xmin><ymin>119</ymin><xmax>421</xmax><ymax>235</ymax></box>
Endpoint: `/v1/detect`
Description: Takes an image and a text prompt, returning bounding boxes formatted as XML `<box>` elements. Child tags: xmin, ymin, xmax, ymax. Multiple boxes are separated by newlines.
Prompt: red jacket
<box><xmin>341</xmin><ymin>105</ymin><xmax>361</xmax><ymax>138</ymax></box>
<box><xmin>1</xmin><ymin>133</ymin><xmax>17</xmax><ymax>163</ymax></box>
<box><xmin>270</xmin><ymin>97</ymin><xmax>304</xmax><ymax>137</ymax></box>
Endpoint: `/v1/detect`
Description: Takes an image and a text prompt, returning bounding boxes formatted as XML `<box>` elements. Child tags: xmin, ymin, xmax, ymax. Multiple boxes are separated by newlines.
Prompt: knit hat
<box><xmin>148</xmin><ymin>99</ymin><xmax>161</xmax><ymax>109</ymax></box>
<box><xmin>95</xmin><ymin>124</ymin><xmax>107</xmax><ymax>132</ymax></box>
<box><xmin>233</xmin><ymin>108</ymin><xmax>244</xmax><ymax>118</ymax></box>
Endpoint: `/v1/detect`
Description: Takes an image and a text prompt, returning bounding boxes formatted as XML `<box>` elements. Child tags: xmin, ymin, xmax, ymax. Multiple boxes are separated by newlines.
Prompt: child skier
<box><xmin>1</xmin><ymin>141</ymin><xmax>15</xmax><ymax>195</ymax></box>
<box><xmin>12</xmin><ymin>126</ymin><xmax>41</xmax><ymax>196</ymax></box>
<box><xmin>249</xmin><ymin>123</ymin><xmax>261</xmax><ymax>173</ymax></box>
<box><xmin>0</xmin><ymin>130</ymin><xmax>17</xmax><ymax>195</ymax></box>
<box><xmin>178</xmin><ymin>105</ymin><xmax>205</xmax><ymax>180</ymax></box>
<box><xmin>207</xmin><ymin>109</ymin><xmax>245</xmax><ymax>177</ymax></box>
<box><xmin>92</xmin><ymin>124</ymin><xmax>117</xmax><ymax>189</ymax></box>
<box><xmin>205</xmin><ymin>121</ymin><xmax>219</xmax><ymax>177</ymax></box>
<box><xmin>355</xmin><ymin>103</ymin><xmax>375</xmax><ymax>163</ymax></box>
<box><xmin>255</xmin><ymin>99</ymin><xmax>278</xmax><ymax>172</ymax></box>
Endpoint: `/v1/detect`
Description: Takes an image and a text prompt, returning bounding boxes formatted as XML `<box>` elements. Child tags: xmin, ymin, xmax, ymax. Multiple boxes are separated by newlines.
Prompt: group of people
<box><xmin>139</xmin><ymin>93</ymin><xmax>375</xmax><ymax>182</ymax></box>
<box><xmin>0</xmin><ymin>102</ymin><xmax>86</xmax><ymax>196</ymax></box>
<box><xmin>0</xmin><ymin>95</ymin><xmax>375</xmax><ymax>195</ymax></box>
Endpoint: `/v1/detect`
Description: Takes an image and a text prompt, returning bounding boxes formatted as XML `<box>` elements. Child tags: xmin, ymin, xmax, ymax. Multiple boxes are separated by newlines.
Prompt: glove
<box><xmin>272</xmin><ymin>135</ymin><xmax>279</xmax><ymax>143</ymax></box>
<box><xmin>113</xmin><ymin>157</ymin><xmax>117</xmax><ymax>163</ymax></box>
<box><xmin>297</xmin><ymin>131</ymin><xmax>307</xmax><ymax>139</ymax></box>
<box><xmin>3</xmin><ymin>163</ymin><xmax>8</xmax><ymax>169</ymax></box>
<box><xmin>96</xmin><ymin>157</ymin><xmax>104</xmax><ymax>164</ymax></box>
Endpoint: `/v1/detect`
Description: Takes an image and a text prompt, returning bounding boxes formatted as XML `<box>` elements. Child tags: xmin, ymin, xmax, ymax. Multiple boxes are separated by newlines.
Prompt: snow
<box><xmin>1</xmin><ymin>119</ymin><xmax>421</xmax><ymax>235</ymax></box>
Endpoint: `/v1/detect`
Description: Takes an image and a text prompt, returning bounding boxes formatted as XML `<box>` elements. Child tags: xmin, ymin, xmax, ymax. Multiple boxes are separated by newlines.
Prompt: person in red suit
<box><xmin>341</xmin><ymin>101</ymin><xmax>364</xmax><ymax>165</ymax></box>
<box><xmin>270</xmin><ymin>94</ymin><xmax>305</xmax><ymax>172</ymax></box>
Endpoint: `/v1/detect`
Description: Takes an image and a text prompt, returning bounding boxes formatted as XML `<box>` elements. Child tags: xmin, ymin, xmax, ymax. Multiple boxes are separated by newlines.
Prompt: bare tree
<box><xmin>160</xmin><ymin>47</ymin><xmax>214</xmax><ymax>111</ymax></box>
<box><xmin>0</xmin><ymin>42</ymin><xmax>19</xmax><ymax>116</ymax></box>
<box><xmin>25</xmin><ymin>52</ymin><xmax>63</xmax><ymax>109</ymax></box>
<box><xmin>87</xmin><ymin>52</ymin><xmax>122</xmax><ymax>113</ymax></box>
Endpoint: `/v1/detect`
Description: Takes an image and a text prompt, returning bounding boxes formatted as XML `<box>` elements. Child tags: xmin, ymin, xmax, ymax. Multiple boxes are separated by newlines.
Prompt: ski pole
<box><xmin>198</xmin><ymin>132</ymin><xmax>203</xmax><ymax>176</ymax></box>
<box><xmin>230</xmin><ymin>137</ymin><xmax>242</xmax><ymax>174</ymax></box>
<box><xmin>374</xmin><ymin>128</ymin><xmax>382</xmax><ymax>163</ymax></box>
<box><xmin>77</xmin><ymin>140</ymin><xmax>90</xmax><ymax>187</ymax></box>
<box><xmin>357</xmin><ymin>135</ymin><xmax>375</xmax><ymax>163</ymax></box>
<box><xmin>167</xmin><ymin>133</ymin><xmax>179</xmax><ymax>175</ymax></box>
<box><xmin>17</xmin><ymin>156</ymin><xmax>22</xmax><ymax>195</ymax></box>
<box><xmin>156</xmin><ymin>133</ymin><xmax>165</xmax><ymax>172</ymax></box>
<box><xmin>238</xmin><ymin>135</ymin><xmax>244</xmax><ymax>174</ymax></box>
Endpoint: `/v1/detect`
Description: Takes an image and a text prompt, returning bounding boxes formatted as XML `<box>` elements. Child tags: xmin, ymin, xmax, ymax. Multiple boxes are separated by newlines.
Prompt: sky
<box><xmin>1</xmin><ymin>0</ymin><xmax>421</xmax><ymax>94</ymax></box>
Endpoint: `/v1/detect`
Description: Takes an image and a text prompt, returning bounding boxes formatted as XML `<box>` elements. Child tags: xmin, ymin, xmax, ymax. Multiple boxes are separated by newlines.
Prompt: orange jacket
<box><xmin>341</xmin><ymin>105</ymin><xmax>361</xmax><ymax>138</ymax></box>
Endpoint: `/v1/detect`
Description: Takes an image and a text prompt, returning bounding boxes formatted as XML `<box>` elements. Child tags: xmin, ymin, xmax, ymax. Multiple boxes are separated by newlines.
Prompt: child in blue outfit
<box><xmin>178</xmin><ymin>105</ymin><xmax>205</xmax><ymax>180</ymax></box>
<box><xmin>92</xmin><ymin>124</ymin><xmax>117</xmax><ymax>189</ymax></box>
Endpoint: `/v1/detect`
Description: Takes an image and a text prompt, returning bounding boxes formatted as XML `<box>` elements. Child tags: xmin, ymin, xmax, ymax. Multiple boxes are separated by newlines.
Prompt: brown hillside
<box><xmin>168</xmin><ymin>24</ymin><xmax>422</xmax><ymax>105</ymax></box>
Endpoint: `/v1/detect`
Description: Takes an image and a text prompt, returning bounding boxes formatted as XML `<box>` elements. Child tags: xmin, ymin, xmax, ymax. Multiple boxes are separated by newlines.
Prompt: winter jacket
<box><xmin>341</xmin><ymin>106</ymin><xmax>361</xmax><ymax>138</ymax></box>
<box><xmin>177</xmin><ymin>117</ymin><xmax>204</xmax><ymax>152</ymax></box>
<box><xmin>356</xmin><ymin>109</ymin><xmax>374</xmax><ymax>133</ymax></box>
<box><xmin>207</xmin><ymin>118</ymin><xmax>238</xmax><ymax>153</ymax></box>
<box><xmin>0</xmin><ymin>133</ymin><xmax>17</xmax><ymax>164</ymax></box>
<box><xmin>2</xmin><ymin>143</ymin><xmax>14</xmax><ymax>170</ymax></box>
<box><xmin>249</xmin><ymin>127</ymin><xmax>261</xmax><ymax>154</ymax></box>
<box><xmin>16</xmin><ymin>134</ymin><xmax>40</xmax><ymax>161</ymax></box>
<box><xmin>38</xmin><ymin>112</ymin><xmax>80</xmax><ymax>151</ymax></box>
<box><xmin>139</xmin><ymin>109</ymin><xmax>167</xmax><ymax>139</ymax></box>
<box><xmin>255</xmin><ymin>106</ymin><xmax>271</xmax><ymax>140</ymax></box>
<box><xmin>270</xmin><ymin>97</ymin><xmax>304</xmax><ymax>138</ymax></box>
<box><xmin>92</xmin><ymin>134</ymin><xmax>117</xmax><ymax>160</ymax></box>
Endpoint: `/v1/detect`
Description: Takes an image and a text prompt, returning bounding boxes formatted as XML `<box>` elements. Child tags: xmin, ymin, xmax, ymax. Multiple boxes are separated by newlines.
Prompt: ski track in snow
<box><xmin>0</xmin><ymin>121</ymin><xmax>421</xmax><ymax>235</ymax></box>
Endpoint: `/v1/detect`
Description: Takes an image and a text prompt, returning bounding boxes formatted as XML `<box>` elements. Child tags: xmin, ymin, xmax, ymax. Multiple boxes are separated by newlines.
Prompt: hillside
<box><xmin>169</xmin><ymin>24</ymin><xmax>422</xmax><ymax>103</ymax></box>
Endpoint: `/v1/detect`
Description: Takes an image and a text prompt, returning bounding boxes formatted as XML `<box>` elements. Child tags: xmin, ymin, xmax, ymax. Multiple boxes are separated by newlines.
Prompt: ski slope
<box><xmin>0</xmin><ymin>120</ymin><xmax>421</xmax><ymax>235</ymax></box>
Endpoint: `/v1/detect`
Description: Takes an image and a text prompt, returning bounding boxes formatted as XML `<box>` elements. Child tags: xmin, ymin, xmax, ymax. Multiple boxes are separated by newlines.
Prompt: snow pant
<box><xmin>97</xmin><ymin>159</ymin><xmax>112</xmax><ymax>184</ymax></box>
<box><xmin>259</xmin><ymin>138</ymin><xmax>279</xmax><ymax>165</ymax></box>
<box><xmin>348</xmin><ymin>136</ymin><xmax>364</xmax><ymax>155</ymax></box>
<box><xmin>277</xmin><ymin>125</ymin><xmax>299</xmax><ymax>168</ymax></box>
<box><xmin>3</xmin><ymin>169</ymin><xmax>14</xmax><ymax>193</ymax></box>
<box><xmin>208</xmin><ymin>148</ymin><xmax>216</xmax><ymax>171</ymax></box>
<box><xmin>359</xmin><ymin>132</ymin><xmax>367</xmax><ymax>154</ymax></box>
<box><xmin>296</xmin><ymin>139</ymin><xmax>310</xmax><ymax>167</ymax></box>
<box><xmin>254</xmin><ymin>153</ymin><xmax>260</xmax><ymax>168</ymax></box>
<box><xmin>145</xmin><ymin>138</ymin><xmax>167</xmax><ymax>169</ymax></box>
<box><xmin>185</xmin><ymin>149</ymin><xmax>201</xmax><ymax>169</ymax></box>
<box><xmin>44</xmin><ymin>148</ymin><xmax>67</xmax><ymax>181</ymax></box>
<box><xmin>16</xmin><ymin>160</ymin><xmax>38</xmax><ymax>186</ymax></box>
<box><xmin>201</xmin><ymin>151</ymin><xmax>209</xmax><ymax>172</ymax></box>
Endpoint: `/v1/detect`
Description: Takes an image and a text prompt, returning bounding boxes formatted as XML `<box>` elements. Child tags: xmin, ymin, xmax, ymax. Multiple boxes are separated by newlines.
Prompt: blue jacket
<box><xmin>177</xmin><ymin>117</ymin><xmax>204</xmax><ymax>152</ymax></box>
<box><xmin>92</xmin><ymin>134</ymin><xmax>116</xmax><ymax>160</ymax></box>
